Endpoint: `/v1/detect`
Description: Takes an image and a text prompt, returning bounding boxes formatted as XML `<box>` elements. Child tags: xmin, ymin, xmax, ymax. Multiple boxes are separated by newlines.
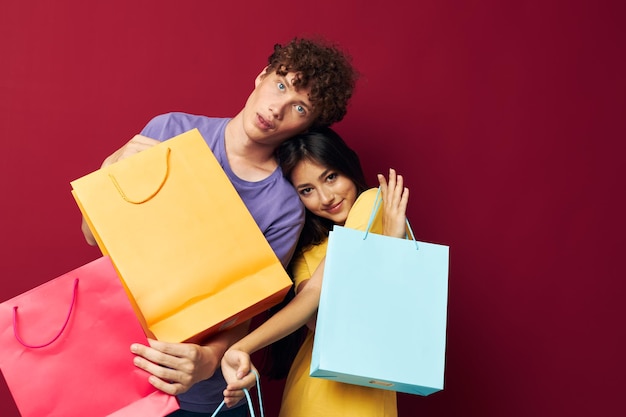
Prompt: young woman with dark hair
<box><xmin>221</xmin><ymin>127</ymin><xmax>409</xmax><ymax>417</ymax></box>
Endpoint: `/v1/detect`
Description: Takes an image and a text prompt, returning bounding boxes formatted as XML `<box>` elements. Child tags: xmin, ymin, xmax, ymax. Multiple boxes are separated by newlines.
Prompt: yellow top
<box><xmin>279</xmin><ymin>189</ymin><xmax>397</xmax><ymax>417</ymax></box>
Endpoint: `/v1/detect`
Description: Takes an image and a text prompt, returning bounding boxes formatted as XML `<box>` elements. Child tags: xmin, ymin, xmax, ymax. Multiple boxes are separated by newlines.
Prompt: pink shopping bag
<box><xmin>0</xmin><ymin>256</ymin><xmax>179</xmax><ymax>417</ymax></box>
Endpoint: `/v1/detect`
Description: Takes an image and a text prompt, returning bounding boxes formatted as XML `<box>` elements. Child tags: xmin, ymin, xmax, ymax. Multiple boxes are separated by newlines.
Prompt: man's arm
<box><xmin>149</xmin><ymin>260</ymin><xmax>322</xmax><ymax>398</ymax></box>
<box><xmin>230</xmin><ymin>258</ymin><xmax>324</xmax><ymax>356</ymax></box>
<box><xmin>131</xmin><ymin>321</ymin><xmax>251</xmax><ymax>396</ymax></box>
<box><xmin>221</xmin><ymin>169</ymin><xmax>411</xmax><ymax>403</ymax></box>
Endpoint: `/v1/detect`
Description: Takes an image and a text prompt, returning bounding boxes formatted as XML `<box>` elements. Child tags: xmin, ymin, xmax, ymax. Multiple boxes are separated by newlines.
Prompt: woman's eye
<box><xmin>327</xmin><ymin>173</ymin><xmax>338</xmax><ymax>181</ymax></box>
<box><xmin>295</xmin><ymin>105</ymin><xmax>305</xmax><ymax>114</ymax></box>
<box><xmin>299</xmin><ymin>187</ymin><xmax>313</xmax><ymax>195</ymax></box>
<box><xmin>277</xmin><ymin>82</ymin><xmax>286</xmax><ymax>91</ymax></box>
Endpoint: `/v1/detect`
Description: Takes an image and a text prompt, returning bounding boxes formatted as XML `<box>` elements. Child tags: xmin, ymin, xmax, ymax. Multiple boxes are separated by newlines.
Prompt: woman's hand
<box><xmin>378</xmin><ymin>168</ymin><xmax>409</xmax><ymax>238</ymax></box>
<box><xmin>221</xmin><ymin>349</ymin><xmax>258</xmax><ymax>407</ymax></box>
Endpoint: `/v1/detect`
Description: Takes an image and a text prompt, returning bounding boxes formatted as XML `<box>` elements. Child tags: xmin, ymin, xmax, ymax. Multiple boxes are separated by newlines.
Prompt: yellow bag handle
<box><xmin>108</xmin><ymin>147</ymin><xmax>172</xmax><ymax>204</ymax></box>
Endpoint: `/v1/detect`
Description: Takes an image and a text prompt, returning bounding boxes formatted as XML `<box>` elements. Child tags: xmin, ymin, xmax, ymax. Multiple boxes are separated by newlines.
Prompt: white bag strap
<box><xmin>210</xmin><ymin>369</ymin><xmax>264</xmax><ymax>417</ymax></box>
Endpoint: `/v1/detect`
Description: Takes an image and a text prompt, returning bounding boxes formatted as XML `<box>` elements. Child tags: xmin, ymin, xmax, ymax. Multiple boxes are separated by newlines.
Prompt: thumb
<box><xmin>236</xmin><ymin>363</ymin><xmax>251</xmax><ymax>380</ymax></box>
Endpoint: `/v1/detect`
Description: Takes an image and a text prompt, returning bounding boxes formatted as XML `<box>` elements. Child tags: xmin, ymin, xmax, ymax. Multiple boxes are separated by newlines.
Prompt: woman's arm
<box><xmin>219</xmin><ymin>259</ymin><xmax>325</xmax><ymax>406</ymax></box>
<box><xmin>221</xmin><ymin>168</ymin><xmax>410</xmax><ymax>403</ymax></box>
<box><xmin>229</xmin><ymin>168</ymin><xmax>408</xmax><ymax>354</ymax></box>
<box><xmin>230</xmin><ymin>257</ymin><xmax>325</xmax><ymax>355</ymax></box>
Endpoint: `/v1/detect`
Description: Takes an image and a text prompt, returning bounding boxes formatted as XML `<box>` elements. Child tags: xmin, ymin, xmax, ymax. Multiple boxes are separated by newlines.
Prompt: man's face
<box><xmin>241</xmin><ymin>69</ymin><xmax>318</xmax><ymax>145</ymax></box>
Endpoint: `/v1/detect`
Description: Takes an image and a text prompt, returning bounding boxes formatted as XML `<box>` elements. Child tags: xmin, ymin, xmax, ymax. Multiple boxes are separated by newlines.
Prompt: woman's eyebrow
<box><xmin>317</xmin><ymin>169</ymin><xmax>332</xmax><ymax>181</ymax></box>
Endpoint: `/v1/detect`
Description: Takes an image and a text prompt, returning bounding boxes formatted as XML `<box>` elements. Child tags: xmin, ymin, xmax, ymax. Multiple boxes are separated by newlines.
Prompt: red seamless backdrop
<box><xmin>1</xmin><ymin>1</ymin><xmax>624</xmax><ymax>416</ymax></box>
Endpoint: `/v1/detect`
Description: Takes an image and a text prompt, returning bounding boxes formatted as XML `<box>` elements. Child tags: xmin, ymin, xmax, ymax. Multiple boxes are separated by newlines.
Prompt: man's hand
<box><xmin>101</xmin><ymin>134</ymin><xmax>161</xmax><ymax>168</ymax></box>
<box><xmin>131</xmin><ymin>339</ymin><xmax>220</xmax><ymax>395</ymax></box>
<box><xmin>81</xmin><ymin>134</ymin><xmax>161</xmax><ymax>246</ymax></box>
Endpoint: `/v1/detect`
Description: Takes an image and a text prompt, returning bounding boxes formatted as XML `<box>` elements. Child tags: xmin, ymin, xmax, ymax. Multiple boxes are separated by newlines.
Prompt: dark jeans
<box><xmin>167</xmin><ymin>405</ymin><xmax>248</xmax><ymax>417</ymax></box>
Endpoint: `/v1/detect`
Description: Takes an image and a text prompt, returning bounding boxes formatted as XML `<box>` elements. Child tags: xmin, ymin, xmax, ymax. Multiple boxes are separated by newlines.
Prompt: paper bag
<box><xmin>310</xmin><ymin>190</ymin><xmax>449</xmax><ymax>396</ymax></box>
<box><xmin>70</xmin><ymin>128</ymin><xmax>292</xmax><ymax>342</ymax></box>
<box><xmin>0</xmin><ymin>256</ymin><xmax>179</xmax><ymax>417</ymax></box>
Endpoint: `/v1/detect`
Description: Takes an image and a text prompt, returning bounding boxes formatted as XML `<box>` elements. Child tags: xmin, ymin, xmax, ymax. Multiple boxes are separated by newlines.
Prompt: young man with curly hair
<box><xmin>80</xmin><ymin>37</ymin><xmax>358</xmax><ymax>416</ymax></box>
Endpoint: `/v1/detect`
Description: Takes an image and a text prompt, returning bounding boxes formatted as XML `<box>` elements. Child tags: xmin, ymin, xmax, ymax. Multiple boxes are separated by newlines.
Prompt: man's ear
<box><xmin>254</xmin><ymin>66</ymin><xmax>271</xmax><ymax>87</ymax></box>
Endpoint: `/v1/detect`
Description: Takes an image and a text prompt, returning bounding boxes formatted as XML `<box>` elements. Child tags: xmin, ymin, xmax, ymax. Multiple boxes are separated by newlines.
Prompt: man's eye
<box><xmin>295</xmin><ymin>105</ymin><xmax>305</xmax><ymax>114</ymax></box>
<box><xmin>277</xmin><ymin>82</ymin><xmax>286</xmax><ymax>91</ymax></box>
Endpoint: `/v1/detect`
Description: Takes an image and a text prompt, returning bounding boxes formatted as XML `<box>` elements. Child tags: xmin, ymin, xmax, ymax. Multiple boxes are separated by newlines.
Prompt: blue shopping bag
<box><xmin>310</xmin><ymin>189</ymin><xmax>449</xmax><ymax>396</ymax></box>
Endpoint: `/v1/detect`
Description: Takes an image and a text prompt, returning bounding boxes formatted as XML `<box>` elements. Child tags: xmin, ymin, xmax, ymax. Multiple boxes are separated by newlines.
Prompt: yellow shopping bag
<box><xmin>70</xmin><ymin>129</ymin><xmax>292</xmax><ymax>343</ymax></box>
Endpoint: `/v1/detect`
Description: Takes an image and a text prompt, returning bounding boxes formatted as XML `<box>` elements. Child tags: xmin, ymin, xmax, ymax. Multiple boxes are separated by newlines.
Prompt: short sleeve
<box><xmin>292</xmin><ymin>240</ymin><xmax>328</xmax><ymax>289</ymax></box>
<box><xmin>344</xmin><ymin>188</ymin><xmax>383</xmax><ymax>234</ymax></box>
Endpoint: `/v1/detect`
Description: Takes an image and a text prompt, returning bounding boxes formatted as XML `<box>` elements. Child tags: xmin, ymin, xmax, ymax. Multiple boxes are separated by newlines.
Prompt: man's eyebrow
<box><xmin>298</xmin><ymin>99</ymin><xmax>314</xmax><ymax>110</ymax></box>
<box><xmin>284</xmin><ymin>74</ymin><xmax>314</xmax><ymax>110</ymax></box>
<box><xmin>295</xmin><ymin>90</ymin><xmax>314</xmax><ymax>109</ymax></box>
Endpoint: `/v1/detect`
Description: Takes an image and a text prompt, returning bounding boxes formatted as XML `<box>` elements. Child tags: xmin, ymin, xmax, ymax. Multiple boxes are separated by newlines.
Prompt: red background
<box><xmin>1</xmin><ymin>1</ymin><xmax>624</xmax><ymax>416</ymax></box>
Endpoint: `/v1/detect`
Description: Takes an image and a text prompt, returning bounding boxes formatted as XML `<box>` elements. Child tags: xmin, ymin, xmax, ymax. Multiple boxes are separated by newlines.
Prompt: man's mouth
<box><xmin>257</xmin><ymin>114</ymin><xmax>274</xmax><ymax>130</ymax></box>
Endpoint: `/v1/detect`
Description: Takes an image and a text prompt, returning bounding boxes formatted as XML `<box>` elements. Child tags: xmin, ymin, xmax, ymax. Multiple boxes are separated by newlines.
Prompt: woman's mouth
<box><xmin>325</xmin><ymin>201</ymin><xmax>343</xmax><ymax>214</ymax></box>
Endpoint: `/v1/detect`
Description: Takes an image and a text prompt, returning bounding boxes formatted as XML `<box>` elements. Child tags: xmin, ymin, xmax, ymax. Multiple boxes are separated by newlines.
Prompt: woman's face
<box><xmin>290</xmin><ymin>158</ymin><xmax>358</xmax><ymax>225</ymax></box>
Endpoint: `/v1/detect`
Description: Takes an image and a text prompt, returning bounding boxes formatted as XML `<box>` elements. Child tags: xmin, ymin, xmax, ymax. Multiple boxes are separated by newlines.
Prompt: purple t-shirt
<box><xmin>140</xmin><ymin>112</ymin><xmax>305</xmax><ymax>413</ymax></box>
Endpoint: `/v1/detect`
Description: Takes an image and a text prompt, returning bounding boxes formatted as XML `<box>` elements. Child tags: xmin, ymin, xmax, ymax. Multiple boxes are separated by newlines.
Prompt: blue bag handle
<box><xmin>210</xmin><ymin>369</ymin><xmax>264</xmax><ymax>417</ymax></box>
<box><xmin>363</xmin><ymin>187</ymin><xmax>419</xmax><ymax>250</ymax></box>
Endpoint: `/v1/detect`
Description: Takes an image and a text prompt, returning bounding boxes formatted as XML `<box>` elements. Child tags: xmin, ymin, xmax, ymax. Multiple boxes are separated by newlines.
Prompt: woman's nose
<box><xmin>319</xmin><ymin>188</ymin><xmax>334</xmax><ymax>204</ymax></box>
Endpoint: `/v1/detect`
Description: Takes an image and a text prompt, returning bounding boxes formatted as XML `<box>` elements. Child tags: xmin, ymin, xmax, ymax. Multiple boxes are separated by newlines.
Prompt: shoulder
<box><xmin>235</xmin><ymin>171</ymin><xmax>304</xmax><ymax>243</ymax></box>
<box><xmin>350</xmin><ymin>188</ymin><xmax>379</xmax><ymax>215</ymax></box>
<box><xmin>344</xmin><ymin>188</ymin><xmax>381</xmax><ymax>232</ymax></box>
<box><xmin>140</xmin><ymin>112</ymin><xmax>229</xmax><ymax>142</ymax></box>
<box><xmin>235</xmin><ymin>168</ymin><xmax>303</xmax><ymax>216</ymax></box>
<box><xmin>257</xmin><ymin>173</ymin><xmax>305</xmax><ymax>225</ymax></box>
<box><xmin>293</xmin><ymin>239</ymin><xmax>328</xmax><ymax>286</ymax></box>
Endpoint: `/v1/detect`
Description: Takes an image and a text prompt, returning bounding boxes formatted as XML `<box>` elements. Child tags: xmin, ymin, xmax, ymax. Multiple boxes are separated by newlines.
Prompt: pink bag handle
<box><xmin>13</xmin><ymin>278</ymin><xmax>79</xmax><ymax>348</ymax></box>
<box><xmin>108</xmin><ymin>146</ymin><xmax>172</xmax><ymax>204</ymax></box>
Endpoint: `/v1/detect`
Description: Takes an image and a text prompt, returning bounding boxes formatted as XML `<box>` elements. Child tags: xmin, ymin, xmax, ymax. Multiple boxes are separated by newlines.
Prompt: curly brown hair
<box><xmin>266</xmin><ymin>37</ymin><xmax>358</xmax><ymax>127</ymax></box>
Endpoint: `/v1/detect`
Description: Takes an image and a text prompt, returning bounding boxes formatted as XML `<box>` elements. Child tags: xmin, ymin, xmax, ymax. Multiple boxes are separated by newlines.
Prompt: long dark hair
<box><xmin>277</xmin><ymin>126</ymin><xmax>369</xmax><ymax>254</ymax></box>
<box><xmin>260</xmin><ymin>126</ymin><xmax>369</xmax><ymax>379</ymax></box>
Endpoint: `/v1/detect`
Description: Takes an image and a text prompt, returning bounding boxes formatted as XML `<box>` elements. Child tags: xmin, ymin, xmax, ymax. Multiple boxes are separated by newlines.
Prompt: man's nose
<box><xmin>268</xmin><ymin>100</ymin><xmax>288</xmax><ymax>120</ymax></box>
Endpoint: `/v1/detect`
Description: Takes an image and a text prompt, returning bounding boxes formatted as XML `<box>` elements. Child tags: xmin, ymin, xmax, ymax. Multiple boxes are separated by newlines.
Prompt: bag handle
<box><xmin>13</xmin><ymin>278</ymin><xmax>79</xmax><ymax>348</ymax></box>
<box><xmin>210</xmin><ymin>370</ymin><xmax>264</xmax><ymax>417</ymax></box>
<box><xmin>108</xmin><ymin>147</ymin><xmax>172</xmax><ymax>204</ymax></box>
<box><xmin>363</xmin><ymin>187</ymin><xmax>419</xmax><ymax>250</ymax></box>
